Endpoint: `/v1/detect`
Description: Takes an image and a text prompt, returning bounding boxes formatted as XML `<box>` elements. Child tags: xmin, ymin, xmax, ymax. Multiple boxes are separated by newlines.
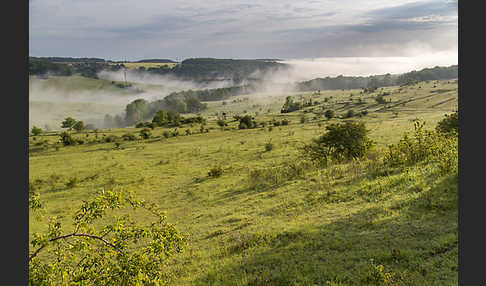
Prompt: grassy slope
<box><xmin>29</xmin><ymin>79</ymin><xmax>458</xmax><ymax>285</ymax></box>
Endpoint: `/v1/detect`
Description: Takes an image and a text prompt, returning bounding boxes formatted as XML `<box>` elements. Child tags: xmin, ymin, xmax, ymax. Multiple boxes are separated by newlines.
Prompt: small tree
<box><xmin>73</xmin><ymin>120</ymin><xmax>85</xmax><ymax>132</ymax></box>
<box><xmin>325</xmin><ymin>110</ymin><xmax>335</xmax><ymax>120</ymax></box>
<box><xmin>31</xmin><ymin>126</ymin><xmax>43</xmax><ymax>136</ymax></box>
<box><xmin>152</xmin><ymin>110</ymin><xmax>169</xmax><ymax>127</ymax></box>
<box><xmin>303</xmin><ymin>121</ymin><xmax>374</xmax><ymax>164</ymax></box>
<box><xmin>61</xmin><ymin>117</ymin><xmax>77</xmax><ymax>130</ymax></box>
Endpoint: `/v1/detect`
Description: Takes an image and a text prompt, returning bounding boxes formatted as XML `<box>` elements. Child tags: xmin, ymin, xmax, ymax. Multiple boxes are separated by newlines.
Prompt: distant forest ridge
<box><xmin>28</xmin><ymin>56</ymin><xmax>457</xmax><ymax>91</ymax></box>
<box><xmin>296</xmin><ymin>65</ymin><xmax>458</xmax><ymax>92</ymax></box>
<box><xmin>28</xmin><ymin>57</ymin><xmax>289</xmax><ymax>84</ymax></box>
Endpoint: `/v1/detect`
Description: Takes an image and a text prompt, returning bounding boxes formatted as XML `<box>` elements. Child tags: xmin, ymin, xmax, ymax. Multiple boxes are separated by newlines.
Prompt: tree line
<box><xmin>296</xmin><ymin>65</ymin><xmax>457</xmax><ymax>92</ymax></box>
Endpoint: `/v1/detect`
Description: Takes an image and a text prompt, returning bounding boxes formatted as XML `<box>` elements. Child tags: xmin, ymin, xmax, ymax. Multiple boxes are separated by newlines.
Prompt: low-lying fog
<box><xmin>29</xmin><ymin>52</ymin><xmax>457</xmax><ymax>130</ymax></box>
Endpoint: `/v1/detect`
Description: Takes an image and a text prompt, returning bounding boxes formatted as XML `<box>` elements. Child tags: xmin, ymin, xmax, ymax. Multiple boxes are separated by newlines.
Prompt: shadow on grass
<box><xmin>193</xmin><ymin>173</ymin><xmax>458</xmax><ymax>286</ymax></box>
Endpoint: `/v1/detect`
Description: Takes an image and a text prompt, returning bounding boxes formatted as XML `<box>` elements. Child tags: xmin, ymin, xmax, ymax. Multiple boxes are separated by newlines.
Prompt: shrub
<box><xmin>217</xmin><ymin>119</ymin><xmax>227</xmax><ymax>128</ymax></box>
<box><xmin>59</xmin><ymin>132</ymin><xmax>76</xmax><ymax>146</ymax></box>
<box><xmin>300</xmin><ymin>115</ymin><xmax>306</xmax><ymax>124</ymax></box>
<box><xmin>122</xmin><ymin>133</ymin><xmax>137</xmax><ymax>141</ymax></box>
<box><xmin>436</xmin><ymin>110</ymin><xmax>458</xmax><ymax>135</ymax></box>
<box><xmin>171</xmin><ymin>129</ymin><xmax>179</xmax><ymax>137</ymax></box>
<box><xmin>345</xmin><ymin>109</ymin><xmax>355</xmax><ymax>118</ymax></box>
<box><xmin>139</xmin><ymin>128</ymin><xmax>152</xmax><ymax>139</ymax></box>
<box><xmin>281</xmin><ymin>119</ymin><xmax>289</xmax><ymax>125</ymax></box>
<box><xmin>303</xmin><ymin>121</ymin><xmax>374</xmax><ymax>164</ymax></box>
<box><xmin>185</xmin><ymin>129</ymin><xmax>191</xmax><ymax>135</ymax></box>
<box><xmin>265</xmin><ymin>141</ymin><xmax>274</xmax><ymax>152</ymax></box>
<box><xmin>238</xmin><ymin>115</ymin><xmax>257</xmax><ymax>129</ymax></box>
<box><xmin>31</xmin><ymin>126</ymin><xmax>42</xmax><ymax>136</ymax></box>
<box><xmin>361</xmin><ymin>110</ymin><xmax>369</xmax><ymax>116</ymax></box>
<box><xmin>104</xmin><ymin>135</ymin><xmax>118</xmax><ymax>143</ymax></box>
<box><xmin>208</xmin><ymin>166</ymin><xmax>223</xmax><ymax>177</ymax></box>
<box><xmin>65</xmin><ymin>177</ymin><xmax>78</xmax><ymax>188</ymax></box>
<box><xmin>273</xmin><ymin>121</ymin><xmax>281</xmax><ymax>127</ymax></box>
<box><xmin>325</xmin><ymin>110</ymin><xmax>334</xmax><ymax>120</ymax></box>
<box><xmin>162</xmin><ymin>131</ymin><xmax>170</xmax><ymax>138</ymax></box>
<box><xmin>375</xmin><ymin>95</ymin><xmax>387</xmax><ymax>104</ymax></box>
<box><xmin>384</xmin><ymin>121</ymin><xmax>457</xmax><ymax>174</ymax></box>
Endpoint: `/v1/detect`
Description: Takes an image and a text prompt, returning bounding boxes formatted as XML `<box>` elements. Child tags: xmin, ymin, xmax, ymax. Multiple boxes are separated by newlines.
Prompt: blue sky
<box><xmin>29</xmin><ymin>0</ymin><xmax>457</xmax><ymax>66</ymax></box>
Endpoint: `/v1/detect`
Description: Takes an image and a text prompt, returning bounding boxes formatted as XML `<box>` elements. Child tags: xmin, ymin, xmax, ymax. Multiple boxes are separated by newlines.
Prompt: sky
<box><xmin>29</xmin><ymin>0</ymin><xmax>457</xmax><ymax>76</ymax></box>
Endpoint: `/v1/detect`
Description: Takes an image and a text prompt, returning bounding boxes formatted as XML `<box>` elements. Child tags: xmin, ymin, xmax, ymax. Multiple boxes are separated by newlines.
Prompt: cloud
<box><xmin>29</xmin><ymin>0</ymin><xmax>457</xmax><ymax>63</ymax></box>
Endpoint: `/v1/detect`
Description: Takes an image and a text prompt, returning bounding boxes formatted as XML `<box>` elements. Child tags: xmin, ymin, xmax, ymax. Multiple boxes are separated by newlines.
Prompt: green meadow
<box><xmin>29</xmin><ymin>79</ymin><xmax>458</xmax><ymax>285</ymax></box>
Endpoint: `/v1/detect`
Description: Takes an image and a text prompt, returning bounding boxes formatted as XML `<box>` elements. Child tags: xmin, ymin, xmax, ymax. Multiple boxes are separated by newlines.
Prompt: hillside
<box><xmin>29</xmin><ymin>79</ymin><xmax>458</xmax><ymax>285</ymax></box>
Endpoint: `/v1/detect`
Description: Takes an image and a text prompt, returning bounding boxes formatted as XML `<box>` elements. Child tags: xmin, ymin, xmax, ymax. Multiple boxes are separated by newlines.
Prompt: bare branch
<box><xmin>29</xmin><ymin>233</ymin><xmax>119</xmax><ymax>262</ymax></box>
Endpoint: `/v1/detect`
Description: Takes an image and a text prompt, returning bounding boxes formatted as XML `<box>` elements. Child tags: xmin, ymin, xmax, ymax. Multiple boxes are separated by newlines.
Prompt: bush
<box><xmin>59</xmin><ymin>132</ymin><xmax>76</xmax><ymax>146</ymax></box>
<box><xmin>375</xmin><ymin>95</ymin><xmax>387</xmax><ymax>104</ymax></box>
<box><xmin>384</xmin><ymin>121</ymin><xmax>457</xmax><ymax>174</ymax></box>
<box><xmin>436</xmin><ymin>111</ymin><xmax>458</xmax><ymax>135</ymax></box>
<box><xmin>238</xmin><ymin>115</ymin><xmax>257</xmax><ymax>129</ymax></box>
<box><xmin>217</xmin><ymin>119</ymin><xmax>227</xmax><ymax>128</ymax></box>
<box><xmin>31</xmin><ymin>126</ymin><xmax>43</xmax><ymax>136</ymax></box>
<box><xmin>264</xmin><ymin>141</ymin><xmax>274</xmax><ymax>152</ymax></box>
<box><xmin>139</xmin><ymin>128</ymin><xmax>152</xmax><ymax>139</ymax></box>
<box><xmin>303</xmin><ymin>121</ymin><xmax>374</xmax><ymax>164</ymax></box>
<box><xmin>300</xmin><ymin>115</ymin><xmax>306</xmax><ymax>124</ymax></box>
<box><xmin>324</xmin><ymin>110</ymin><xmax>334</xmax><ymax>120</ymax></box>
<box><xmin>122</xmin><ymin>133</ymin><xmax>137</xmax><ymax>141</ymax></box>
<box><xmin>208</xmin><ymin>166</ymin><xmax>223</xmax><ymax>177</ymax></box>
<box><xmin>162</xmin><ymin>131</ymin><xmax>170</xmax><ymax>138</ymax></box>
<box><xmin>65</xmin><ymin>177</ymin><xmax>78</xmax><ymax>188</ymax></box>
<box><xmin>281</xmin><ymin>119</ymin><xmax>289</xmax><ymax>125</ymax></box>
<box><xmin>104</xmin><ymin>135</ymin><xmax>118</xmax><ymax>143</ymax></box>
<box><xmin>345</xmin><ymin>109</ymin><xmax>355</xmax><ymax>118</ymax></box>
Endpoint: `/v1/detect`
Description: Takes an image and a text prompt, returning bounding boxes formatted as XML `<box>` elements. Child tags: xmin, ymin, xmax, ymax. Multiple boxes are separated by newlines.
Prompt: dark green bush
<box><xmin>122</xmin><ymin>133</ymin><xmax>137</xmax><ymax>141</ymax></box>
<box><xmin>208</xmin><ymin>166</ymin><xmax>223</xmax><ymax>177</ymax></box>
<box><xmin>139</xmin><ymin>128</ymin><xmax>152</xmax><ymax>139</ymax></box>
<box><xmin>59</xmin><ymin>132</ymin><xmax>76</xmax><ymax>146</ymax></box>
<box><xmin>325</xmin><ymin>110</ymin><xmax>334</xmax><ymax>120</ymax></box>
<box><xmin>303</xmin><ymin>121</ymin><xmax>374</xmax><ymax>164</ymax></box>
<box><xmin>265</xmin><ymin>141</ymin><xmax>274</xmax><ymax>152</ymax></box>
<box><xmin>435</xmin><ymin>111</ymin><xmax>458</xmax><ymax>135</ymax></box>
<box><xmin>31</xmin><ymin>126</ymin><xmax>43</xmax><ymax>136</ymax></box>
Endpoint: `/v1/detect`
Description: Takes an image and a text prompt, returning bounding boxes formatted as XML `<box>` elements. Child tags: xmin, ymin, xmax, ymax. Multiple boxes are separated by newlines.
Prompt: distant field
<box><xmin>113</xmin><ymin>62</ymin><xmax>178</xmax><ymax>69</ymax></box>
<box><xmin>29</xmin><ymin>79</ymin><xmax>457</xmax><ymax>285</ymax></box>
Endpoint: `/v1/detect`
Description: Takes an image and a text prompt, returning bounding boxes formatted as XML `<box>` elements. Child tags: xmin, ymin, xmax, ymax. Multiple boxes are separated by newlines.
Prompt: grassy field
<box><xmin>29</xmin><ymin>79</ymin><xmax>458</xmax><ymax>285</ymax></box>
